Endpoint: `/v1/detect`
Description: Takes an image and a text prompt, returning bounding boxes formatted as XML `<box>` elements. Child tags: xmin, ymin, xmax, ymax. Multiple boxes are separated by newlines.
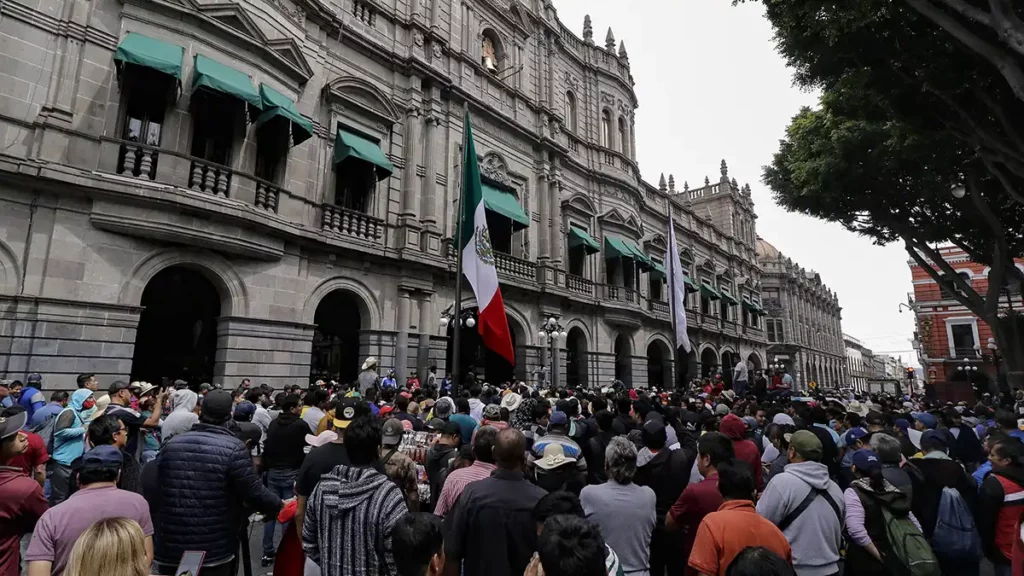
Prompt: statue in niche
<box><xmin>482</xmin><ymin>37</ymin><xmax>498</xmax><ymax>72</ymax></box>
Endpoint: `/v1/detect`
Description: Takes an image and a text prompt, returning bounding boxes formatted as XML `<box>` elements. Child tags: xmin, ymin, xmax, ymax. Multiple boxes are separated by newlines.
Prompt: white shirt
<box><xmin>734</xmin><ymin>360</ymin><xmax>749</xmax><ymax>382</ymax></box>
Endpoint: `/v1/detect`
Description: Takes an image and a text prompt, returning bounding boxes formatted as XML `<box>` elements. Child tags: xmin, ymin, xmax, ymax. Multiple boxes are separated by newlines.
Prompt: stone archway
<box><xmin>614</xmin><ymin>333</ymin><xmax>633</xmax><ymax>385</ymax></box>
<box><xmin>310</xmin><ymin>289</ymin><xmax>366</xmax><ymax>385</ymax></box>
<box><xmin>566</xmin><ymin>327</ymin><xmax>589</xmax><ymax>389</ymax></box>
<box><xmin>446</xmin><ymin>310</ymin><xmax>522</xmax><ymax>386</ymax></box>
<box><xmin>646</xmin><ymin>338</ymin><xmax>672</xmax><ymax>389</ymax></box>
<box><xmin>130</xmin><ymin>265</ymin><xmax>222</xmax><ymax>386</ymax></box>
<box><xmin>700</xmin><ymin>346</ymin><xmax>719</xmax><ymax>378</ymax></box>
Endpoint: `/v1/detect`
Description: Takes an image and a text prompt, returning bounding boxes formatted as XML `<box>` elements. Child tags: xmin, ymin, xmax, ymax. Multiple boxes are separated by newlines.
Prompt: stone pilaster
<box><xmin>214</xmin><ymin>317</ymin><xmax>316</xmax><ymax>391</ymax></box>
<box><xmin>419</xmin><ymin>114</ymin><xmax>441</xmax><ymax>254</ymax></box>
<box><xmin>537</xmin><ymin>172</ymin><xmax>550</xmax><ymax>262</ymax></box>
<box><xmin>549</xmin><ymin>168</ymin><xmax>562</xmax><ymax>268</ymax></box>
<box><xmin>394</xmin><ymin>291</ymin><xmax>412</xmax><ymax>381</ymax></box>
<box><xmin>417</xmin><ymin>293</ymin><xmax>432</xmax><ymax>380</ymax></box>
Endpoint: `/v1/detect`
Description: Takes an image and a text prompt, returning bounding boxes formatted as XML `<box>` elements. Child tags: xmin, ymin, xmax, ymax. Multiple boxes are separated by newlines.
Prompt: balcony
<box><xmin>566</xmin><ymin>274</ymin><xmax>594</xmax><ymax>296</ymax></box>
<box><xmin>104</xmin><ymin>138</ymin><xmax>281</xmax><ymax>213</ymax></box>
<box><xmin>722</xmin><ymin>320</ymin><xmax>738</xmax><ymax>335</ymax></box>
<box><xmin>494</xmin><ymin>252</ymin><xmax>537</xmax><ymax>282</ymax></box>
<box><xmin>950</xmin><ymin>346</ymin><xmax>982</xmax><ymax>359</ymax></box>
<box><xmin>321</xmin><ymin>204</ymin><xmax>384</xmax><ymax>242</ymax></box>
<box><xmin>604</xmin><ymin>284</ymin><xmax>639</xmax><ymax>305</ymax></box>
<box><xmin>649</xmin><ymin>299</ymin><xmax>670</xmax><ymax>317</ymax></box>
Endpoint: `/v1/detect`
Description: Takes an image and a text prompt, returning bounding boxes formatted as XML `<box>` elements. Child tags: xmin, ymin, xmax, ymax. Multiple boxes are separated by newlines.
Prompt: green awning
<box><xmin>684</xmin><ymin>276</ymin><xmax>699</xmax><ymax>293</ymax></box>
<box><xmin>622</xmin><ymin>240</ymin><xmax>651</xmax><ymax>270</ymax></box>
<box><xmin>700</xmin><ymin>280</ymin><xmax>721</xmax><ymax>300</ymax></box>
<box><xmin>333</xmin><ymin>128</ymin><xmax>394</xmax><ymax>181</ymax></box>
<box><xmin>253</xmin><ymin>84</ymin><xmax>313</xmax><ymax>145</ymax></box>
<box><xmin>743</xmin><ymin>300</ymin><xmax>766</xmax><ymax>315</ymax></box>
<box><xmin>192</xmin><ymin>54</ymin><xmax>262</xmax><ymax>111</ymax></box>
<box><xmin>569</xmin><ymin>227</ymin><xmax>600</xmax><ymax>254</ymax></box>
<box><xmin>721</xmin><ymin>290</ymin><xmax>740</xmax><ymax>305</ymax></box>
<box><xmin>482</xmin><ymin>183</ymin><xmax>529</xmax><ymax>231</ymax></box>
<box><xmin>604</xmin><ymin>236</ymin><xmax>636</xmax><ymax>260</ymax></box>
<box><xmin>650</xmin><ymin>261</ymin><xmax>667</xmax><ymax>279</ymax></box>
<box><xmin>114</xmin><ymin>33</ymin><xmax>184</xmax><ymax>80</ymax></box>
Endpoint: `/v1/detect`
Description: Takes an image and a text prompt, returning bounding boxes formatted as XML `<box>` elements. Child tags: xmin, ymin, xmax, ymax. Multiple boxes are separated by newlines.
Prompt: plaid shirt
<box><xmin>433</xmin><ymin>461</ymin><xmax>496</xmax><ymax>517</ymax></box>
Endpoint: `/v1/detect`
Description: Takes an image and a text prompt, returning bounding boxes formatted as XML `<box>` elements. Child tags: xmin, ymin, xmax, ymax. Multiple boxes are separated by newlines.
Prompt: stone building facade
<box><xmin>0</xmin><ymin>0</ymin><xmax>767</xmax><ymax>390</ymax></box>
<box><xmin>844</xmin><ymin>334</ymin><xmax>871</xmax><ymax>392</ymax></box>
<box><xmin>756</xmin><ymin>238</ymin><xmax>845</xmax><ymax>390</ymax></box>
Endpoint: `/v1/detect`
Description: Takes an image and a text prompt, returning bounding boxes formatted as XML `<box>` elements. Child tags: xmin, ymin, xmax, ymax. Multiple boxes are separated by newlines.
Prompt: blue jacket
<box><xmin>30</xmin><ymin>402</ymin><xmax>63</xmax><ymax>429</ymax></box>
<box><xmin>17</xmin><ymin>387</ymin><xmax>45</xmax><ymax>423</ymax></box>
<box><xmin>148</xmin><ymin>423</ymin><xmax>282</xmax><ymax>565</ymax></box>
<box><xmin>52</xmin><ymin>389</ymin><xmax>93</xmax><ymax>465</ymax></box>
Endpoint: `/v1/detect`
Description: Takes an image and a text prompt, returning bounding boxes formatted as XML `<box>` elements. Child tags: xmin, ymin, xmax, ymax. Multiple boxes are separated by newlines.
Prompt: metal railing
<box><xmin>321</xmin><ymin>204</ymin><xmax>384</xmax><ymax>242</ymax></box>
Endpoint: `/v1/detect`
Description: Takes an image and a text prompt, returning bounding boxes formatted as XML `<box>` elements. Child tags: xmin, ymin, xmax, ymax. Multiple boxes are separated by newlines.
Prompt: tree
<box><xmin>733</xmin><ymin>0</ymin><xmax>1024</xmax><ymax>389</ymax></box>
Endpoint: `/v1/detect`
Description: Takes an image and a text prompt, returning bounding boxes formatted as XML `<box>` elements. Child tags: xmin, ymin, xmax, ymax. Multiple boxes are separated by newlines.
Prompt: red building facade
<box><xmin>909</xmin><ymin>246</ymin><xmax>1021</xmax><ymax>403</ymax></box>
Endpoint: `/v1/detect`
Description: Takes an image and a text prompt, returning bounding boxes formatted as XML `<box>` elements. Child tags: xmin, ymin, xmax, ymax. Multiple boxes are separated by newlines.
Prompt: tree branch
<box><xmin>976</xmin><ymin>89</ymin><xmax>1024</xmax><ymax>158</ymax></box>
<box><xmin>906</xmin><ymin>0</ymin><xmax>1024</xmax><ymax>102</ymax></box>
<box><xmin>988</xmin><ymin>0</ymin><xmax>1024</xmax><ymax>57</ymax></box>
<box><xmin>980</xmin><ymin>154</ymin><xmax>1024</xmax><ymax>205</ymax></box>
<box><xmin>905</xmin><ymin>240</ymin><xmax>987</xmax><ymax>316</ymax></box>
<box><xmin>905</xmin><ymin>236</ymin><xmax>987</xmax><ymax>311</ymax></box>
<box><xmin>938</xmin><ymin>0</ymin><xmax>992</xmax><ymax>26</ymax></box>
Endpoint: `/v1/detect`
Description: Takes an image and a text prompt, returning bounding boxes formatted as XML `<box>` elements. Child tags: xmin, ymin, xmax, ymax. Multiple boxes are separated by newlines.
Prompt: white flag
<box><xmin>667</xmin><ymin>212</ymin><xmax>691</xmax><ymax>353</ymax></box>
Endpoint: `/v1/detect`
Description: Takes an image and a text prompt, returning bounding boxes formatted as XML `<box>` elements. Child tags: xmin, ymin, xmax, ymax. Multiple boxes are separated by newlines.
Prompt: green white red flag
<box><xmin>458</xmin><ymin>111</ymin><xmax>514</xmax><ymax>365</ymax></box>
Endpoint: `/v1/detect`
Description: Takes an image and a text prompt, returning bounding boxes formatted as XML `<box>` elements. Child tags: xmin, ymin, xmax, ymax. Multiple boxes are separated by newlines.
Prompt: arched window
<box><xmin>564</xmin><ymin>92</ymin><xmax>577</xmax><ymax>132</ymax></box>
<box><xmin>601</xmin><ymin>109</ymin><xmax>612</xmax><ymax>148</ymax></box>
<box><xmin>618</xmin><ymin>116</ymin><xmax>628</xmax><ymax>155</ymax></box>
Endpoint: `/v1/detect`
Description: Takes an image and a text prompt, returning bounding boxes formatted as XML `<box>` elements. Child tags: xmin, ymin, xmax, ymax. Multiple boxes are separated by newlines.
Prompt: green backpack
<box><xmin>880</xmin><ymin>507</ymin><xmax>941</xmax><ymax>576</ymax></box>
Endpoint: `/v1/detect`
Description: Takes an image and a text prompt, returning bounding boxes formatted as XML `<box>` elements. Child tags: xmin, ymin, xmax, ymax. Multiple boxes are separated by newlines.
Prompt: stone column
<box><xmin>537</xmin><ymin>173</ymin><xmax>550</xmax><ymax>262</ymax></box>
<box><xmin>395</xmin><ymin>291</ymin><xmax>412</xmax><ymax>381</ymax></box>
<box><xmin>549</xmin><ymin>167</ymin><xmax>562</xmax><ymax>267</ymax></box>
<box><xmin>551</xmin><ymin>338</ymin><xmax>560</xmax><ymax>388</ymax></box>
<box><xmin>417</xmin><ymin>293</ymin><xmax>433</xmax><ymax>381</ymax></box>
<box><xmin>546</xmin><ymin>35</ymin><xmax>556</xmax><ymax>108</ymax></box>
<box><xmin>420</xmin><ymin>115</ymin><xmax>438</xmax><ymax>233</ymax></box>
<box><xmin>401</xmin><ymin>103</ymin><xmax>422</xmax><ymax>222</ymax></box>
<box><xmin>429</xmin><ymin>0</ymin><xmax>441</xmax><ymax>29</ymax></box>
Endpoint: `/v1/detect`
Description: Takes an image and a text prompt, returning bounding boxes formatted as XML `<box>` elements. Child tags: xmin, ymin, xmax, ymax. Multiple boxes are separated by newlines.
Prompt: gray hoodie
<box><xmin>756</xmin><ymin>460</ymin><xmax>846</xmax><ymax>576</ymax></box>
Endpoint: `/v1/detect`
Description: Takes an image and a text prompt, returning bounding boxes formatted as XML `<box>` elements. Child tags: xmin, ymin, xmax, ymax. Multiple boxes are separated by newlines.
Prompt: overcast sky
<box><xmin>553</xmin><ymin>0</ymin><xmax>919</xmax><ymax>368</ymax></box>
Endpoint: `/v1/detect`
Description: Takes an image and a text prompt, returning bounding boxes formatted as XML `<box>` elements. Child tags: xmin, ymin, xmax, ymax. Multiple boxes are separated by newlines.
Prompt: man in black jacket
<box><xmin>148</xmin><ymin>390</ymin><xmax>282</xmax><ymax>576</ymax></box>
<box><xmin>261</xmin><ymin>393</ymin><xmax>308</xmax><ymax>566</ymax></box>
<box><xmin>635</xmin><ymin>419</ymin><xmax>697</xmax><ymax>576</ymax></box>
<box><xmin>587</xmin><ymin>410</ymin><xmax>616</xmax><ymax>485</ymax></box>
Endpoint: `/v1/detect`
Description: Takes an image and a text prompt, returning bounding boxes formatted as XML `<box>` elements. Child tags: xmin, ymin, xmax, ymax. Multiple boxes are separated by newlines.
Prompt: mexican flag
<box><xmin>458</xmin><ymin>111</ymin><xmax>515</xmax><ymax>365</ymax></box>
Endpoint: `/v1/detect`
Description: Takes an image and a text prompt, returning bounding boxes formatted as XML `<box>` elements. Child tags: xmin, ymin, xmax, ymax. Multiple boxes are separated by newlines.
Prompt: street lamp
<box><xmin>538</xmin><ymin>316</ymin><xmax>568</xmax><ymax>389</ymax></box>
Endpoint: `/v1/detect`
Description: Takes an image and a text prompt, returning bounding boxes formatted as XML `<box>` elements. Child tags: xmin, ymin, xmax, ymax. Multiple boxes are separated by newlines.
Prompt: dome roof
<box><xmin>755</xmin><ymin>237</ymin><xmax>781</xmax><ymax>260</ymax></box>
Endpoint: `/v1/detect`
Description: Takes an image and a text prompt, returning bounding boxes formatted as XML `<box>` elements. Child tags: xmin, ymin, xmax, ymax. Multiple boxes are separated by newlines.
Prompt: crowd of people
<box><xmin>2</xmin><ymin>361</ymin><xmax>1024</xmax><ymax>576</ymax></box>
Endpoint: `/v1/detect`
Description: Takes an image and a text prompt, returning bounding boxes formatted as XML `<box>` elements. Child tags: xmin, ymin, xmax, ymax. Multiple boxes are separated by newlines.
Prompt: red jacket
<box><xmin>719</xmin><ymin>414</ymin><xmax>764</xmax><ymax>490</ymax></box>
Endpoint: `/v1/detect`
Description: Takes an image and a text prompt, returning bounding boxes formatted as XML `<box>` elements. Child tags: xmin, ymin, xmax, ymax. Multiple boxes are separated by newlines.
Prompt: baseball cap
<box><xmin>173</xmin><ymin>379</ymin><xmax>188</xmax><ymax>390</ymax></box>
<box><xmin>433</xmin><ymin>397</ymin><xmax>453</xmax><ymax>419</ymax></box>
<box><xmin>199</xmin><ymin>383</ymin><xmax>214</xmax><ymax>393</ymax></box>
<box><xmin>381</xmin><ymin>418</ymin><xmax>405</xmax><ymax>446</ymax></box>
<box><xmin>483</xmin><ymin>404</ymin><xmax>501</xmax><ymax>421</ymax></box>
<box><xmin>108</xmin><ymin>380</ymin><xmax>130</xmax><ymax>394</ymax></box>
<box><xmin>234</xmin><ymin>401</ymin><xmax>256</xmax><ymax>419</ymax></box>
<box><xmin>0</xmin><ymin>411</ymin><xmax>27</xmax><ymax>440</ymax></box>
<box><xmin>851</xmin><ymin>449</ymin><xmax>882</xmax><ymax>473</ymax></box>
<box><xmin>789</xmin><ymin>430</ymin><xmax>823</xmax><ymax>461</ymax></box>
<box><xmin>77</xmin><ymin>445</ymin><xmax>123</xmax><ymax>471</ymax></box>
<box><xmin>865</xmin><ymin>411</ymin><xmax>885</xmax><ymax>426</ymax></box>
<box><xmin>845</xmin><ymin>428</ymin><xmax>868</xmax><ymax>446</ymax></box>
<box><xmin>202</xmin><ymin>390</ymin><xmax>234</xmax><ymax>421</ymax></box>
<box><xmin>894</xmin><ymin>418</ymin><xmax>910</xmax><ymax>432</ymax></box>
<box><xmin>921</xmin><ymin>429</ymin><xmax>949</xmax><ymax>451</ymax></box>
<box><xmin>333</xmin><ymin>398</ymin><xmax>359</xmax><ymax>429</ymax></box>
<box><xmin>26</xmin><ymin>373</ymin><xmax>42</xmax><ymax>384</ymax></box>
<box><xmin>911</xmin><ymin>411</ymin><xmax>937</xmax><ymax>430</ymax></box>
<box><xmin>426</xmin><ymin>418</ymin><xmax>447</xmax><ymax>431</ymax></box>
<box><xmin>441</xmin><ymin>421</ymin><xmax>461</xmax><ymax>437</ymax></box>
<box><xmin>549</xmin><ymin>411</ymin><xmax>568</xmax><ymax>427</ymax></box>
<box><xmin>715</xmin><ymin>404</ymin><xmax>730</xmax><ymax>416</ymax></box>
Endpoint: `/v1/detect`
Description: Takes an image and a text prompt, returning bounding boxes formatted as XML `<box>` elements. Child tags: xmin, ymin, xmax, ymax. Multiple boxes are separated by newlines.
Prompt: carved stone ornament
<box><xmin>481</xmin><ymin>152</ymin><xmax>512</xmax><ymax>187</ymax></box>
<box><xmin>268</xmin><ymin>0</ymin><xmax>305</xmax><ymax>25</ymax></box>
<box><xmin>432</xmin><ymin>42</ymin><xmax>442</xmax><ymax>58</ymax></box>
<box><xmin>600</xmin><ymin>91</ymin><xmax>615</xmax><ymax>106</ymax></box>
<box><xmin>413</xmin><ymin>31</ymin><xmax>425</xmax><ymax>47</ymax></box>
<box><xmin>564</xmin><ymin>71</ymin><xmax>579</xmax><ymax>91</ymax></box>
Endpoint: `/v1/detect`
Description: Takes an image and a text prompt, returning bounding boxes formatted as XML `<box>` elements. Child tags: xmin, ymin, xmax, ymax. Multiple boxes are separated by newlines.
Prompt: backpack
<box><xmin>879</xmin><ymin>506</ymin><xmax>941</xmax><ymax>576</ymax></box>
<box><xmin>930</xmin><ymin>486</ymin><xmax>982</xmax><ymax>558</ymax></box>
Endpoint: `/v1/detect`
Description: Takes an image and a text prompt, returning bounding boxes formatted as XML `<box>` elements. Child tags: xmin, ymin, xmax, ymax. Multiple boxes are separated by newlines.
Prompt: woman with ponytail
<box><xmin>843</xmin><ymin>449</ymin><xmax>924</xmax><ymax>575</ymax></box>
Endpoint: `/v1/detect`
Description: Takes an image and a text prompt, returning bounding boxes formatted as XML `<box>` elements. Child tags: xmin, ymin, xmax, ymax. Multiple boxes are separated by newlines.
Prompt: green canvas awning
<box><xmin>482</xmin><ymin>183</ymin><xmax>529</xmax><ymax>231</ymax></box>
<box><xmin>684</xmin><ymin>276</ymin><xmax>699</xmax><ymax>293</ymax></box>
<box><xmin>604</xmin><ymin>236</ymin><xmax>636</xmax><ymax>260</ymax></box>
<box><xmin>192</xmin><ymin>54</ymin><xmax>262</xmax><ymax>111</ymax></box>
<box><xmin>621</xmin><ymin>240</ymin><xmax>651</xmax><ymax>270</ymax></box>
<box><xmin>569</xmin><ymin>227</ymin><xmax>600</xmax><ymax>254</ymax></box>
<box><xmin>721</xmin><ymin>290</ymin><xmax>740</xmax><ymax>305</ymax></box>
<box><xmin>743</xmin><ymin>300</ymin><xmax>766</xmax><ymax>315</ymax></box>
<box><xmin>333</xmin><ymin>128</ymin><xmax>394</xmax><ymax>181</ymax></box>
<box><xmin>650</xmin><ymin>261</ymin><xmax>667</xmax><ymax>279</ymax></box>
<box><xmin>113</xmin><ymin>33</ymin><xmax>184</xmax><ymax>80</ymax></box>
<box><xmin>253</xmin><ymin>84</ymin><xmax>313</xmax><ymax>146</ymax></box>
<box><xmin>700</xmin><ymin>280</ymin><xmax>721</xmax><ymax>300</ymax></box>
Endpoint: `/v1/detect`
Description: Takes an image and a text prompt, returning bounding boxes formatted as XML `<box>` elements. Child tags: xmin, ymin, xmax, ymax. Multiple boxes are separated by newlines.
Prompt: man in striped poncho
<box><xmin>302</xmin><ymin>416</ymin><xmax>408</xmax><ymax>576</ymax></box>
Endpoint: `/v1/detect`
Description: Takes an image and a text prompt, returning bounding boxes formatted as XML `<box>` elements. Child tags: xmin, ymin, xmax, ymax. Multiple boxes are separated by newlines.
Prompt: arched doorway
<box><xmin>747</xmin><ymin>353</ymin><xmax>763</xmax><ymax>374</ymax></box>
<box><xmin>130</xmin><ymin>266</ymin><xmax>221</xmax><ymax>386</ymax></box>
<box><xmin>700</xmin><ymin>347</ymin><xmax>718</xmax><ymax>378</ymax></box>
<box><xmin>721</xmin><ymin>350</ymin><xmax>734</xmax><ymax>387</ymax></box>
<box><xmin>614</xmin><ymin>334</ymin><xmax>632</xmax><ymax>385</ymax></box>
<box><xmin>445</xmin><ymin>309</ymin><xmax>517</xmax><ymax>386</ymax></box>
<box><xmin>310</xmin><ymin>290</ymin><xmax>363</xmax><ymax>385</ymax></box>
<box><xmin>647</xmin><ymin>340</ymin><xmax>672</xmax><ymax>389</ymax></box>
<box><xmin>566</xmin><ymin>327</ymin><xmax>588</xmax><ymax>389</ymax></box>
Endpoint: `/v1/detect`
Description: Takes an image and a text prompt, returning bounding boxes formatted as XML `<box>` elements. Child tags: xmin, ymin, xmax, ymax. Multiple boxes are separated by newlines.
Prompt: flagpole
<box><xmin>451</xmin><ymin>103</ymin><xmax>469</xmax><ymax>397</ymax></box>
<box><xmin>667</xmin><ymin>211</ymin><xmax>682</xmax><ymax>390</ymax></box>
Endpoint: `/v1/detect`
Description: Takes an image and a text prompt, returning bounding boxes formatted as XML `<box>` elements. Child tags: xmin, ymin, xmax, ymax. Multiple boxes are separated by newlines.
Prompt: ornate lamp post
<box><xmin>538</xmin><ymin>316</ymin><xmax>568</xmax><ymax>389</ymax></box>
<box><xmin>439</xmin><ymin>305</ymin><xmax>477</xmax><ymax>395</ymax></box>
